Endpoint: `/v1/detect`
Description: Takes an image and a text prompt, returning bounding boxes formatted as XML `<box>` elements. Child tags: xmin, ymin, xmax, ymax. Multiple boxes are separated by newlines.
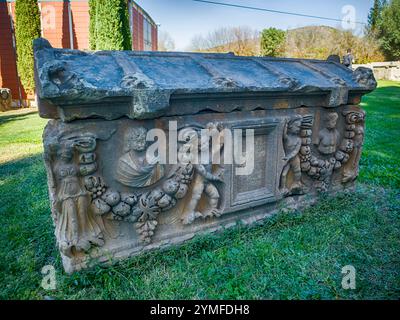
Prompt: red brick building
<box><xmin>0</xmin><ymin>0</ymin><xmax>158</xmax><ymax>106</ymax></box>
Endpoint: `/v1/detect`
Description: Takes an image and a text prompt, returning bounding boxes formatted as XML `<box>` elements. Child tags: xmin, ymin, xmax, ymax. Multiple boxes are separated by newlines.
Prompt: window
<box><xmin>143</xmin><ymin>17</ymin><xmax>152</xmax><ymax>50</ymax></box>
<box><xmin>129</xmin><ymin>3</ymin><xmax>134</xmax><ymax>38</ymax></box>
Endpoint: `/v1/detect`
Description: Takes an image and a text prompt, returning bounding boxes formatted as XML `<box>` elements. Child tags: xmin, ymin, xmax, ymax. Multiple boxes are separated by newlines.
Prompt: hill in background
<box><xmin>284</xmin><ymin>26</ymin><xmax>383</xmax><ymax>63</ymax></box>
<box><xmin>190</xmin><ymin>25</ymin><xmax>384</xmax><ymax>63</ymax></box>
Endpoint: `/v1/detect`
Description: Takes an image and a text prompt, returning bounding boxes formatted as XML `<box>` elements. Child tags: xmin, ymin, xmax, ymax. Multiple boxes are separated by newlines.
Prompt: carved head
<box><xmin>325</xmin><ymin>112</ymin><xmax>338</xmax><ymax>129</ymax></box>
<box><xmin>124</xmin><ymin>127</ymin><xmax>148</xmax><ymax>152</ymax></box>
<box><xmin>353</xmin><ymin>67</ymin><xmax>377</xmax><ymax>89</ymax></box>
<box><xmin>343</xmin><ymin>110</ymin><xmax>365</xmax><ymax>124</ymax></box>
<box><xmin>287</xmin><ymin>115</ymin><xmax>302</xmax><ymax>134</ymax></box>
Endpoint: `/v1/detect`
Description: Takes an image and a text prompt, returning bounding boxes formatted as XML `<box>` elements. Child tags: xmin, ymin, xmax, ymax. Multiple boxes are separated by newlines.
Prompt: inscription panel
<box><xmin>225</xmin><ymin>119</ymin><xmax>280</xmax><ymax>213</ymax></box>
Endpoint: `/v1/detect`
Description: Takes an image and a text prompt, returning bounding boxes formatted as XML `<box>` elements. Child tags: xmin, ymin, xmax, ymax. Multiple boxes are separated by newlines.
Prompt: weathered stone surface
<box><xmin>353</xmin><ymin>61</ymin><xmax>400</xmax><ymax>81</ymax></box>
<box><xmin>34</xmin><ymin>38</ymin><xmax>376</xmax><ymax>273</ymax></box>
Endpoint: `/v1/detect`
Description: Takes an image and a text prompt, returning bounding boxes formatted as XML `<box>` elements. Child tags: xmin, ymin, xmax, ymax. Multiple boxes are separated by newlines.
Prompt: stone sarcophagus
<box><xmin>33</xmin><ymin>38</ymin><xmax>376</xmax><ymax>273</ymax></box>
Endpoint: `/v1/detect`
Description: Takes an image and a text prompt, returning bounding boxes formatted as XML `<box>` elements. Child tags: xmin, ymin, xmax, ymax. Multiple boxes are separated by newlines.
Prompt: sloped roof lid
<box><xmin>33</xmin><ymin>38</ymin><xmax>376</xmax><ymax>120</ymax></box>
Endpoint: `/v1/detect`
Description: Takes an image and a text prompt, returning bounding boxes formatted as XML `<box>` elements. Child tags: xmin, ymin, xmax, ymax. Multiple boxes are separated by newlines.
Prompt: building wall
<box><xmin>1</xmin><ymin>0</ymin><xmax>158</xmax><ymax>106</ymax></box>
<box><xmin>131</xmin><ymin>0</ymin><xmax>157</xmax><ymax>51</ymax></box>
<box><xmin>0</xmin><ymin>1</ymin><xmax>23</xmax><ymax>104</ymax></box>
<box><xmin>152</xmin><ymin>25</ymin><xmax>158</xmax><ymax>51</ymax></box>
<box><xmin>39</xmin><ymin>0</ymin><xmax>90</xmax><ymax>50</ymax></box>
<box><xmin>40</xmin><ymin>1</ymin><xmax>72</xmax><ymax>49</ymax></box>
<box><xmin>70</xmin><ymin>0</ymin><xmax>90</xmax><ymax>50</ymax></box>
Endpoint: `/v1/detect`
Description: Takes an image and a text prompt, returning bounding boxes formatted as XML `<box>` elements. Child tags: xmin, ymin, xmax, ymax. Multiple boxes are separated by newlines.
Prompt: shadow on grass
<box><xmin>0</xmin><ymin>152</ymin><xmax>44</xmax><ymax>176</ymax></box>
<box><xmin>0</xmin><ymin>153</ymin><xmax>59</xmax><ymax>299</ymax></box>
<box><xmin>0</xmin><ymin>110</ymin><xmax>39</xmax><ymax>127</ymax></box>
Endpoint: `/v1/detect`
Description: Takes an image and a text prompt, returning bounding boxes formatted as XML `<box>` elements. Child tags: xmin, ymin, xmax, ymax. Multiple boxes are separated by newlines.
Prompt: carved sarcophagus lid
<box><xmin>34</xmin><ymin>38</ymin><xmax>376</xmax><ymax>273</ymax></box>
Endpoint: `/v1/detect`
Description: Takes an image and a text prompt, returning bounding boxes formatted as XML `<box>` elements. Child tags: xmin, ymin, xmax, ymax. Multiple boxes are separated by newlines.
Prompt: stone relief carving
<box><xmin>278</xmin><ymin>76</ymin><xmax>300</xmax><ymax>89</ymax></box>
<box><xmin>341</xmin><ymin>109</ymin><xmax>366</xmax><ymax>183</ymax></box>
<box><xmin>180</xmin><ymin>122</ymin><xmax>225</xmax><ymax>225</ymax></box>
<box><xmin>43</xmin><ymin>126</ymin><xmax>121</xmax><ymax>258</ymax></box>
<box><xmin>45</xmin><ymin>61</ymin><xmax>84</xmax><ymax>91</ymax></box>
<box><xmin>131</xmin><ymin>172</ymin><xmax>189</xmax><ymax>243</ymax></box>
<box><xmin>109</xmin><ymin>160</ymin><xmax>194</xmax><ymax>243</ymax></box>
<box><xmin>301</xmin><ymin>112</ymin><xmax>340</xmax><ymax>192</ymax></box>
<box><xmin>315</xmin><ymin>112</ymin><xmax>340</xmax><ymax>155</ymax></box>
<box><xmin>287</xmin><ymin>108</ymin><xmax>366</xmax><ymax>192</ymax></box>
<box><xmin>42</xmin><ymin>110</ymin><xmax>367</xmax><ymax>271</ymax></box>
<box><xmin>68</xmin><ymin>122</ymin><xmax>226</xmax><ymax>245</ymax></box>
<box><xmin>48</xmin><ymin>138</ymin><xmax>104</xmax><ymax>257</ymax></box>
<box><xmin>42</xmin><ymin>110</ymin><xmax>366</xmax><ymax>270</ymax></box>
<box><xmin>45</xmin><ymin>109</ymin><xmax>366</xmax><ymax>260</ymax></box>
<box><xmin>115</xmin><ymin>127</ymin><xmax>164</xmax><ymax>188</ymax></box>
<box><xmin>353</xmin><ymin>67</ymin><xmax>377</xmax><ymax>89</ymax></box>
<box><xmin>120</xmin><ymin>73</ymin><xmax>154</xmax><ymax>89</ymax></box>
<box><xmin>212</xmin><ymin>77</ymin><xmax>238</xmax><ymax>88</ymax></box>
<box><xmin>54</xmin><ymin>146</ymin><xmax>104</xmax><ymax>256</ymax></box>
<box><xmin>280</xmin><ymin>115</ymin><xmax>311</xmax><ymax>196</ymax></box>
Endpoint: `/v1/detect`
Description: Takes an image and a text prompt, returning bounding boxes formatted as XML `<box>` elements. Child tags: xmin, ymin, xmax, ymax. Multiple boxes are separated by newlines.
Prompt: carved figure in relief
<box><xmin>181</xmin><ymin>123</ymin><xmax>225</xmax><ymax>225</ymax></box>
<box><xmin>342</xmin><ymin>110</ymin><xmax>365</xmax><ymax>183</ymax></box>
<box><xmin>297</xmin><ymin>109</ymin><xmax>366</xmax><ymax>192</ymax></box>
<box><xmin>280</xmin><ymin>115</ymin><xmax>306</xmax><ymax>195</ymax></box>
<box><xmin>54</xmin><ymin>145</ymin><xmax>104</xmax><ymax>257</ymax></box>
<box><xmin>316</xmin><ymin>112</ymin><xmax>340</xmax><ymax>155</ymax></box>
<box><xmin>115</xmin><ymin>127</ymin><xmax>164</xmax><ymax>188</ymax></box>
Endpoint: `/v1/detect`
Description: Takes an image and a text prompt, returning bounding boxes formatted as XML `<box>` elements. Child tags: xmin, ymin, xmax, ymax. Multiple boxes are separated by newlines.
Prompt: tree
<box><xmin>15</xmin><ymin>0</ymin><xmax>41</xmax><ymax>95</ymax></box>
<box><xmin>88</xmin><ymin>0</ymin><xmax>97</xmax><ymax>50</ymax></box>
<box><xmin>260</xmin><ymin>28</ymin><xmax>286</xmax><ymax>57</ymax></box>
<box><xmin>367</xmin><ymin>0</ymin><xmax>385</xmax><ymax>34</ymax></box>
<box><xmin>158</xmin><ymin>31</ymin><xmax>175</xmax><ymax>51</ymax></box>
<box><xmin>284</xmin><ymin>26</ymin><xmax>384</xmax><ymax>63</ymax></box>
<box><xmin>189</xmin><ymin>26</ymin><xmax>259</xmax><ymax>56</ymax></box>
<box><xmin>378</xmin><ymin>0</ymin><xmax>400</xmax><ymax>60</ymax></box>
<box><xmin>89</xmin><ymin>0</ymin><xmax>131</xmax><ymax>50</ymax></box>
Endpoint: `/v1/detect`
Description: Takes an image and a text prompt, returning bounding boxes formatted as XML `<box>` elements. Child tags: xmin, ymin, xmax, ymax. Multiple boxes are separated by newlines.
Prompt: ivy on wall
<box><xmin>15</xmin><ymin>0</ymin><xmax>41</xmax><ymax>95</ymax></box>
<box><xmin>89</xmin><ymin>0</ymin><xmax>132</xmax><ymax>51</ymax></box>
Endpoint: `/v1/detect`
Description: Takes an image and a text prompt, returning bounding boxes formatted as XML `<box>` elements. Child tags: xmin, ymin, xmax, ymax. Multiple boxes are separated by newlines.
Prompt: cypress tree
<box><xmin>88</xmin><ymin>0</ymin><xmax>97</xmax><ymax>50</ymax></box>
<box><xmin>89</xmin><ymin>0</ymin><xmax>132</xmax><ymax>50</ymax></box>
<box><xmin>15</xmin><ymin>0</ymin><xmax>41</xmax><ymax>95</ymax></box>
<box><xmin>378</xmin><ymin>0</ymin><xmax>400</xmax><ymax>60</ymax></box>
<box><xmin>367</xmin><ymin>0</ymin><xmax>384</xmax><ymax>33</ymax></box>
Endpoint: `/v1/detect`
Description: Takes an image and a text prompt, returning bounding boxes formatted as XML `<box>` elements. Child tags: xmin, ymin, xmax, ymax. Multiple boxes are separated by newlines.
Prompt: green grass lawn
<box><xmin>0</xmin><ymin>81</ymin><xmax>399</xmax><ymax>299</ymax></box>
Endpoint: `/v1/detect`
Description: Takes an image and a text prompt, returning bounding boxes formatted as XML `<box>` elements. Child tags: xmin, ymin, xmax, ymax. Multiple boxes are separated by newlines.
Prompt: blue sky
<box><xmin>135</xmin><ymin>0</ymin><xmax>373</xmax><ymax>50</ymax></box>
